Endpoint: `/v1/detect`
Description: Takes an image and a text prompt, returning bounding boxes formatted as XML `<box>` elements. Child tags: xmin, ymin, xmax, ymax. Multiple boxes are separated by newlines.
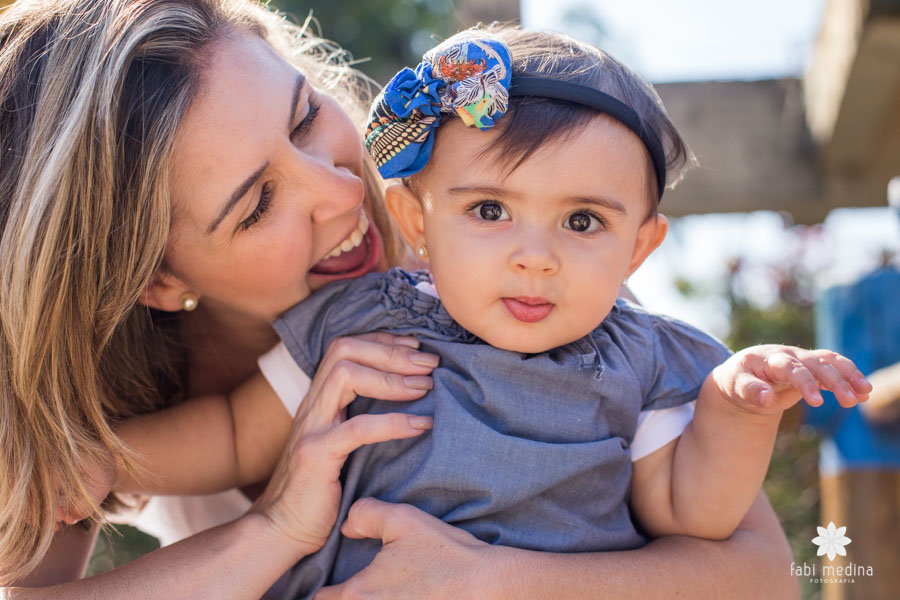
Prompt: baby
<box><xmin>81</xmin><ymin>25</ymin><xmax>870</xmax><ymax>598</ymax></box>
<box><xmin>262</xmin><ymin>27</ymin><xmax>870</xmax><ymax>595</ymax></box>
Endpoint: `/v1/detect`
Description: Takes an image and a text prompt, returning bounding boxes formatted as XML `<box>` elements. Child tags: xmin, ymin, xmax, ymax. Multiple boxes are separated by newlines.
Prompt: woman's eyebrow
<box><xmin>206</xmin><ymin>74</ymin><xmax>306</xmax><ymax>235</ymax></box>
<box><xmin>206</xmin><ymin>162</ymin><xmax>269</xmax><ymax>235</ymax></box>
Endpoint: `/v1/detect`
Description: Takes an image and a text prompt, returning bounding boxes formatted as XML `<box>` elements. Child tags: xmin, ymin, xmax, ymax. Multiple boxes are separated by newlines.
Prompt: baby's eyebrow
<box><xmin>571</xmin><ymin>195</ymin><xmax>627</xmax><ymax>214</ymax></box>
<box><xmin>446</xmin><ymin>185</ymin><xmax>511</xmax><ymax>197</ymax></box>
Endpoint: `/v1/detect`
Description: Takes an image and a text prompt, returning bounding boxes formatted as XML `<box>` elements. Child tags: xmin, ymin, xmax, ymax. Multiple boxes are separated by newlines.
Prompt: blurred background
<box><xmin>2</xmin><ymin>0</ymin><xmax>891</xmax><ymax>597</ymax></box>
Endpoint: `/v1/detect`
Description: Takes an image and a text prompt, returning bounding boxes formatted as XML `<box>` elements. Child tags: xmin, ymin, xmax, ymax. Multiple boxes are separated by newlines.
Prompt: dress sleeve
<box><xmin>630</xmin><ymin>402</ymin><xmax>695</xmax><ymax>461</ymax></box>
<box><xmin>642</xmin><ymin>312</ymin><xmax>733</xmax><ymax>411</ymax></box>
<box><xmin>271</xmin><ymin>270</ymin><xmax>412</xmax><ymax>377</ymax></box>
<box><xmin>257</xmin><ymin>342</ymin><xmax>311</xmax><ymax>417</ymax></box>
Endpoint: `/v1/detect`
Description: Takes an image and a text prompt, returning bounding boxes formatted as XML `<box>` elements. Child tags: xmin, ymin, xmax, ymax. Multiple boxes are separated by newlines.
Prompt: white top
<box><xmin>131</xmin><ymin>341</ymin><xmax>693</xmax><ymax>546</ymax></box>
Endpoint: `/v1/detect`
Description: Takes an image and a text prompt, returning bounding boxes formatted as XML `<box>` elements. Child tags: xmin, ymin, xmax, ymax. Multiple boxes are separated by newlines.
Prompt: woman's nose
<box><xmin>289</xmin><ymin>151</ymin><xmax>363</xmax><ymax>224</ymax></box>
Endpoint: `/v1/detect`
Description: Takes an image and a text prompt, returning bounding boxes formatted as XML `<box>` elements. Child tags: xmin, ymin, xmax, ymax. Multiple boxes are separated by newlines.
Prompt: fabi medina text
<box><xmin>791</xmin><ymin>562</ymin><xmax>874</xmax><ymax>584</ymax></box>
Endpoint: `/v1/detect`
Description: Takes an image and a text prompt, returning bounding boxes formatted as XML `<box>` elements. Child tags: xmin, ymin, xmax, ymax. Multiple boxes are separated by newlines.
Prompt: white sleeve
<box><xmin>257</xmin><ymin>342</ymin><xmax>311</xmax><ymax>417</ymax></box>
<box><xmin>630</xmin><ymin>401</ymin><xmax>695</xmax><ymax>461</ymax></box>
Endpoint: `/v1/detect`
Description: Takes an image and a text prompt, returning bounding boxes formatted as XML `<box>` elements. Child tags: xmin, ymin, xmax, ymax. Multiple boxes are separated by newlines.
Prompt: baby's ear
<box><xmin>627</xmin><ymin>214</ymin><xmax>668</xmax><ymax>277</ymax></box>
<box><xmin>385</xmin><ymin>182</ymin><xmax>426</xmax><ymax>250</ymax></box>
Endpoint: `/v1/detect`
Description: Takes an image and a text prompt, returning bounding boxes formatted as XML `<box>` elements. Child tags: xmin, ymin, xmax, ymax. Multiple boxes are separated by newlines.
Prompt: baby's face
<box><xmin>411</xmin><ymin>116</ymin><xmax>666</xmax><ymax>353</ymax></box>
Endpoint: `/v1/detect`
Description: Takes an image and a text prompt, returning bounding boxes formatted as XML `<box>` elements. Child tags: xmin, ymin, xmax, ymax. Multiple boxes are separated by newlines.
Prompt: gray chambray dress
<box><xmin>273</xmin><ymin>268</ymin><xmax>731</xmax><ymax>599</ymax></box>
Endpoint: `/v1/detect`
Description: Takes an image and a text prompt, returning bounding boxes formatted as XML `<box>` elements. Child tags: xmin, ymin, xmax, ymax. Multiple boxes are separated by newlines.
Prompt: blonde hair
<box><xmin>0</xmin><ymin>0</ymin><xmax>397</xmax><ymax>583</ymax></box>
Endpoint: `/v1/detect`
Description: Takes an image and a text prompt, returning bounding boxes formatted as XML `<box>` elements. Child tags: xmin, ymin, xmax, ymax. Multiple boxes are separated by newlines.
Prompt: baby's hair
<box><xmin>414</xmin><ymin>24</ymin><xmax>695</xmax><ymax>217</ymax></box>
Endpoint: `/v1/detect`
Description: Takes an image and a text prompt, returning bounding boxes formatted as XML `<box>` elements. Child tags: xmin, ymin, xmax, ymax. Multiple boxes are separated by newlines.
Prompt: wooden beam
<box><xmin>656</xmin><ymin>80</ymin><xmax>825</xmax><ymax>222</ymax></box>
<box><xmin>452</xmin><ymin>0</ymin><xmax>520</xmax><ymax>28</ymax></box>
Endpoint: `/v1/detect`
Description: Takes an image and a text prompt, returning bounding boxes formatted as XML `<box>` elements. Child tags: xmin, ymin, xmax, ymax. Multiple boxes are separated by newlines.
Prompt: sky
<box><xmin>521</xmin><ymin>0</ymin><xmax>826</xmax><ymax>82</ymax></box>
<box><xmin>519</xmin><ymin>0</ymin><xmax>899</xmax><ymax>338</ymax></box>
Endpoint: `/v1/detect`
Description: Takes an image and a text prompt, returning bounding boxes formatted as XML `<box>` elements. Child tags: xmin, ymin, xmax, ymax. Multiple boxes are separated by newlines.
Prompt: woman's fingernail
<box><xmin>410</xmin><ymin>351</ymin><xmax>439</xmax><ymax>368</ymax></box>
<box><xmin>409</xmin><ymin>415</ymin><xmax>433</xmax><ymax>429</ymax></box>
<box><xmin>395</xmin><ymin>337</ymin><xmax>420</xmax><ymax>349</ymax></box>
<box><xmin>403</xmin><ymin>376</ymin><xmax>433</xmax><ymax>390</ymax></box>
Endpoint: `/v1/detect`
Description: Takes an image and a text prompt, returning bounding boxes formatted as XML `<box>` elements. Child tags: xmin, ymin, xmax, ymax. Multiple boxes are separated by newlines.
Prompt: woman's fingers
<box><xmin>252</xmin><ymin>413</ymin><xmax>432</xmax><ymax>555</ymax></box>
<box><xmin>316</xmin><ymin>501</ymin><xmax>485</xmax><ymax>600</ymax></box>
<box><xmin>299</xmin><ymin>334</ymin><xmax>438</xmax><ymax>433</ymax></box>
<box><xmin>338</xmin><ymin>498</ymin><xmax>419</xmax><ymax>544</ymax></box>
<box><xmin>315</xmin><ymin>413</ymin><xmax>433</xmax><ymax>468</ymax></box>
<box><xmin>317</xmin><ymin>335</ymin><xmax>438</xmax><ymax>381</ymax></box>
<box><xmin>300</xmin><ymin>361</ymin><xmax>433</xmax><ymax>434</ymax></box>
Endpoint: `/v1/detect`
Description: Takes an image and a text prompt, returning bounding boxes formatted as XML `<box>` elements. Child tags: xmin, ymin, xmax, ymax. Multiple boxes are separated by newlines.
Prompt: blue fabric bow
<box><xmin>364</xmin><ymin>37</ymin><xmax>512</xmax><ymax>179</ymax></box>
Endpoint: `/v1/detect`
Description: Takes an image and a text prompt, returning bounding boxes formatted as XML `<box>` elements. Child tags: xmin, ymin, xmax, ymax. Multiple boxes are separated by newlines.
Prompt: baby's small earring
<box><xmin>180</xmin><ymin>292</ymin><xmax>199</xmax><ymax>312</ymax></box>
<box><xmin>417</xmin><ymin>245</ymin><xmax>429</xmax><ymax>259</ymax></box>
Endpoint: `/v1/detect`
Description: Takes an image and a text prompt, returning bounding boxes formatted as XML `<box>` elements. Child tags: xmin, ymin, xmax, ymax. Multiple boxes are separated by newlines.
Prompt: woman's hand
<box><xmin>297</xmin><ymin>332</ymin><xmax>438</xmax><ymax>435</ymax></box>
<box><xmin>251</xmin><ymin>333</ymin><xmax>438</xmax><ymax>557</ymax></box>
<box><xmin>316</xmin><ymin>499</ymin><xmax>492</xmax><ymax>600</ymax></box>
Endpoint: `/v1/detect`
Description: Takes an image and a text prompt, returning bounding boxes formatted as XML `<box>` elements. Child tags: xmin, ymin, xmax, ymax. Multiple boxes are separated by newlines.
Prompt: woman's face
<box><xmin>164</xmin><ymin>30</ymin><xmax>386</xmax><ymax>323</ymax></box>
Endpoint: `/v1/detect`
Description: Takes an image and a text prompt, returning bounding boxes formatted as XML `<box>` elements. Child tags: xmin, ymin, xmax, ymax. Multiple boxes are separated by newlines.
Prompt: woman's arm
<box><xmin>56</xmin><ymin>333</ymin><xmax>437</xmax><ymax>525</ymax></box>
<box><xmin>7</xmin><ymin>513</ymin><xmax>309</xmax><ymax>599</ymax></box>
<box><xmin>10</xmin><ymin>524</ymin><xmax>99</xmax><ymax>588</ymax></box>
<box><xmin>320</xmin><ymin>491</ymin><xmax>799</xmax><ymax>600</ymax></box>
<box><xmin>7</xmin><ymin>408</ymin><xmax>431</xmax><ymax>598</ymax></box>
<box><xmin>8</xmin><ymin>334</ymin><xmax>436</xmax><ymax>597</ymax></box>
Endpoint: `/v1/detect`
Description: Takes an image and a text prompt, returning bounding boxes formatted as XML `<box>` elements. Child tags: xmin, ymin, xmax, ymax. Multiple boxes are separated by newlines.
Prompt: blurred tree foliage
<box><xmin>85</xmin><ymin>525</ymin><xmax>160</xmax><ymax>578</ymax></box>
<box><xmin>270</xmin><ymin>0</ymin><xmax>456</xmax><ymax>83</ymax></box>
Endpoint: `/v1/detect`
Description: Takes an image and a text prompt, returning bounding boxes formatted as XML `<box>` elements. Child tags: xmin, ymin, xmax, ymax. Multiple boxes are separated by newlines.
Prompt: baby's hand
<box><xmin>711</xmin><ymin>344</ymin><xmax>871</xmax><ymax>415</ymax></box>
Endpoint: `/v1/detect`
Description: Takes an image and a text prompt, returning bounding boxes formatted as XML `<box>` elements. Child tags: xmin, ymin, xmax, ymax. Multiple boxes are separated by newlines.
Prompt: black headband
<box><xmin>509</xmin><ymin>77</ymin><xmax>667</xmax><ymax>201</ymax></box>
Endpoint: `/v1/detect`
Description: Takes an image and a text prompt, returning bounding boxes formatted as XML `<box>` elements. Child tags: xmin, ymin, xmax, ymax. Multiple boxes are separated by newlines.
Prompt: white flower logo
<box><xmin>812</xmin><ymin>522</ymin><xmax>852</xmax><ymax>561</ymax></box>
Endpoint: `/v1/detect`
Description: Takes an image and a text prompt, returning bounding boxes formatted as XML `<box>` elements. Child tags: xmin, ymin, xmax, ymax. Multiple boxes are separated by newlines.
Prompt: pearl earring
<box><xmin>417</xmin><ymin>245</ymin><xmax>428</xmax><ymax>259</ymax></box>
<box><xmin>180</xmin><ymin>292</ymin><xmax>199</xmax><ymax>312</ymax></box>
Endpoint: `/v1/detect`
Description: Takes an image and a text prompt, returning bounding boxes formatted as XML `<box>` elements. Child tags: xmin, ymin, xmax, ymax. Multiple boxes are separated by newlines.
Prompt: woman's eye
<box><xmin>565</xmin><ymin>211</ymin><xmax>604</xmax><ymax>233</ymax></box>
<box><xmin>474</xmin><ymin>202</ymin><xmax>509</xmax><ymax>222</ymax></box>
<box><xmin>239</xmin><ymin>182</ymin><xmax>273</xmax><ymax>231</ymax></box>
<box><xmin>291</xmin><ymin>99</ymin><xmax>320</xmax><ymax>142</ymax></box>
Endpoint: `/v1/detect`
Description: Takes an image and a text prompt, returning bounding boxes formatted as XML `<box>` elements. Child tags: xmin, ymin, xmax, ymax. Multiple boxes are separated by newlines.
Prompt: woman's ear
<box><xmin>138</xmin><ymin>270</ymin><xmax>194</xmax><ymax>312</ymax></box>
<box><xmin>627</xmin><ymin>214</ymin><xmax>668</xmax><ymax>277</ymax></box>
<box><xmin>384</xmin><ymin>182</ymin><xmax>426</xmax><ymax>253</ymax></box>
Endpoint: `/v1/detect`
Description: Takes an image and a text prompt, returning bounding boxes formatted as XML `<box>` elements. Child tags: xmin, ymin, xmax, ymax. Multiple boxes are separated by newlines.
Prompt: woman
<box><xmin>0</xmin><ymin>0</ymin><xmax>798</xmax><ymax>597</ymax></box>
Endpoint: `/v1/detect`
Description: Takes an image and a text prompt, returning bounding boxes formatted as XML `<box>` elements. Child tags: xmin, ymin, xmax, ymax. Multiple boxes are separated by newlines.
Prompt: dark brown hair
<box><xmin>418</xmin><ymin>24</ymin><xmax>695</xmax><ymax>215</ymax></box>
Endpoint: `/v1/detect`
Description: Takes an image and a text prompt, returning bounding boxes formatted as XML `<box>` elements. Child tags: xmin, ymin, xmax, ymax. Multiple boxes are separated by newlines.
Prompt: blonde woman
<box><xmin>0</xmin><ymin>1</ymin><xmax>797</xmax><ymax>598</ymax></box>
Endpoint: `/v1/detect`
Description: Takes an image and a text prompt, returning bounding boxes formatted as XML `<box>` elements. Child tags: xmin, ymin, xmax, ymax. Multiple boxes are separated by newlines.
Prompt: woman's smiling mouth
<box><xmin>309</xmin><ymin>213</ymin><xmax>382</xmax><ymax>280</ymax></box>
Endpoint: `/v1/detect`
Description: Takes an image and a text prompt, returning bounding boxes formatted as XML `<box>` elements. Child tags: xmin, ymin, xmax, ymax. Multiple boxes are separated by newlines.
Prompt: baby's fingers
<box><xmin>731</xmin><ymin>370</ymin><xmax>778</xmax><ymax>408</ymax></box>
<box><xmin>811</xmin><ymin>350</ymin><xmax>872</xmax><ymax>396</ymax></box>
<box><xmin>764</xmin><ymin>352</ymin><xmax>824</xmax><ymax>407</ymax></box>
<box><xmin>801</xmin><ymin>350</ymin><xmax>871</xmax><ymax>407</ymax></box>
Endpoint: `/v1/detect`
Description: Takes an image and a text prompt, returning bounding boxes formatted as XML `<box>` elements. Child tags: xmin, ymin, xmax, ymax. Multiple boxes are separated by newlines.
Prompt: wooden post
<box><xmin>819</xmin><ymin>470</ymin><xmax>900</xmax><ymax>599</ymax></box>
<box><xmin>814</xmin><ymin>268</ymin><xmax>900</xmax><ymax>599</ymax></box>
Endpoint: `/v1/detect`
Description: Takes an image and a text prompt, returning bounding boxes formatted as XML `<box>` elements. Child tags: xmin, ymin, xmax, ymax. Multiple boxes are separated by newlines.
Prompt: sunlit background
<box><xmin>0</xmin><ymin>0</ymin><xmax>888</xmax><ymax>597</ymax></box>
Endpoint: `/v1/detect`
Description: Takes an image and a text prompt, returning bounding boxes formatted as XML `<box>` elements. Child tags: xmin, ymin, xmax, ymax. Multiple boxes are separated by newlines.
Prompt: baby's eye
<box><xmin>565</xmin><ymin>211</ymin><xmax>604</xmax><ymax>233</ymax></box>
<box><xmin>472</xmin><ymin>201</ymin><xmax>509</xmax><ymax>222</ymax></box>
